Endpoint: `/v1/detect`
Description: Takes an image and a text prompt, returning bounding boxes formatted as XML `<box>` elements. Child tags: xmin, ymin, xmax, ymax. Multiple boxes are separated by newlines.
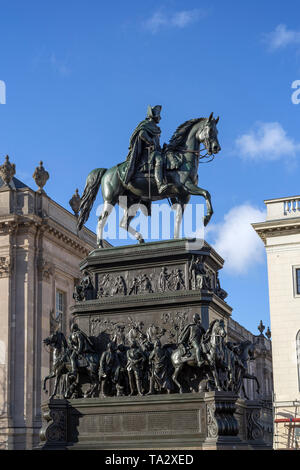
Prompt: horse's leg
<box><xmin>243</xmin><ymin>373</ymin><xmax>260</xmax><ymax>395</ymax></box>
<box><xmin>183</xmin><ymin>179</ymin><xmax>213</xmax><ymax>226</ymax></box>
<box><xmin>211</xmin><ymin>359</ymin><xmax>222</xmax><ymax>392</ymax></box>
<box><xmin>97</xmin><ymin>167</ymin><xmax>124</xmax><ymax>248</ymax></box>
<box><xmin>241</xmin><ymin>381</ymin><xmax>249</xmax><ymax>400</ymax></box>
<box><xmin>172</xmin><ymin>365</ymin><xmax>184</xmax><ymax>394</ymax></box>
<box><xmin>43</xmin><ymin>372</ymin><xmax>56</xmax><ymax>393</ymax></box>
<box><xmin>120</xmin><ymin>206</ymin><xmax>145</xmax><ymax>244</ymax></box>
<box><xmin>172</xmin><ymin>196</ymin><xmax>190</xmax><ymax>239</ymax></box>
<box><xmin>97</xmin><ymin>201</ymin><xmax>115</xmax><ymax>248</ymax></box>
<box><xmin>50</xmin><ymin>372</ymin><xmax>61</xmax><ymax>399</ymax></box>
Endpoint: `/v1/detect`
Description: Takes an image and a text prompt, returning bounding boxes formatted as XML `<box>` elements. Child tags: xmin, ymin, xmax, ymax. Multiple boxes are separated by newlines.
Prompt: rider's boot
<box><xmin>155</xmin><ymin>159</ymin><xmax>172</xmax><ymax>194</ymax></box>
<box><xmin>69</xmin><ymin>354</ymin><xmax>78</xmax><ymax>380</ymax></box>
<box><xmin>196</xmin><ymin>349</ymin><xmax>204</xmax><ymax>368</ymax></box>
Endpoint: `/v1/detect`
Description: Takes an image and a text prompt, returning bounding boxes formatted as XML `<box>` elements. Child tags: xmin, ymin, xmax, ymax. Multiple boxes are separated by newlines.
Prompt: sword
<box><xmin>147</xmin><ymin>145</ymin><xmax>153</xmax><ymax>200</ymax></box>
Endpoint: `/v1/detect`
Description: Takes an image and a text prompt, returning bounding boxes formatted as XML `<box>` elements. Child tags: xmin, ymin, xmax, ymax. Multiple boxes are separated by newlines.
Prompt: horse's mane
<box><xmin>167</xmin><ymin>118</ymin><xmax>206</xmax><ymax>150</ymax></box>
<box><xmin>203</xmin><ymin>319</ymin><xmax>221</xmax><ymax>341</ymax></box>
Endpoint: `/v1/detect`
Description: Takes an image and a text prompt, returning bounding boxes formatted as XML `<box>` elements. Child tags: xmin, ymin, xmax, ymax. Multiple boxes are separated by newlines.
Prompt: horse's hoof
<box><xmin>203</xmin><ymin>215</ymin><xmax>211</xmax><ymax>227</ymax></box>
<box><xmin>137</xmin><ymin>238</ymin><xmax>145</xmax><ymax>244</ymax></box>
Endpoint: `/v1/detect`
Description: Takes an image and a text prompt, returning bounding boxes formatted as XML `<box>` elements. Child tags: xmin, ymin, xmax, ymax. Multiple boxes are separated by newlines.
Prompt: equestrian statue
<box><xmin>77</xmin><ymin>105</ymin><xmax>221</xmax><ymax>246</ymax></box>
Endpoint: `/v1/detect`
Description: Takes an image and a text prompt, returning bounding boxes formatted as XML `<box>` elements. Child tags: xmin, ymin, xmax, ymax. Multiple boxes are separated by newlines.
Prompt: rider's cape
<box><xmin>124</xmin><ymin>119</ymin><xmax>161</xmax><ymax>184</ymax></box>
<box><xmin>178</xmin><ymin>323</ymin><xmax>205</xmax><ymax>345</ymax></box>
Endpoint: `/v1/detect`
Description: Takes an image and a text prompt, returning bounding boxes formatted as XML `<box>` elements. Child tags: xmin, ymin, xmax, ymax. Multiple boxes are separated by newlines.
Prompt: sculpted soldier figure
<box><xmin>140</xmin><ymin>273</ymin><xmax>153</xmax><ymax>293</ymax></box>
<box><xmin>68</xmin><ymin>323</ymin><xmax>97</xmax><ymax>379</ymax></box>
<box><xmin>112</xmin><ymin>275</ymin><xmax>126</xmax><ymax>296</ymax></box>
<box><xmin>147</xmin><ymin>339</ymin><xmax>173</xmax><ymax>395</ymax></box>
<box><xmin>73</xmin><ymin>270</ymin><xmax>93</xmax><ymax>301</ymax></box>
<box><xmin>127</xmin><ymin>319</ymin><xmax>146</xmax><ymax>346</ymax></box>
<box><xmin>99</xmin><ymin>342</ymin><xmax>120</xmax><ymax>397</ymax></box>
<box><xmin>112</xmin><ymin>324</ymin><xmax>126</xmax><ymax>346</ymax></box>
<box><xmin>189</xmin><ymin>256</ymin><xmax>211</xmax><ymax>290</ymax></box>
<box><xmin>159</xmin><ymin>267</ymin><xmax>169</xmax><ymax>292</ymax></box>
<box><xmin>128</xmin><ymin>276</ymin><xmax>140</xmax><ymax>295</ymax></box>
<box><xmin>97</xmin><ymin>273</ymin><xmax>111</xmax><ymax>298</ymax></box>
<box><xmin>124</xmin><ymin>105</ymin><xmax>171</xmax><ymax>194</ymax></box>
<box><xmin>126</xmin><ymin>340</ymin><xmax>146</xmax><ymax>396</ymax></box>
<box><xmin>170</xmin><ymin>268</ymin><xmax>185</xmax><ymax>291</ymax></box>
<box><xmin>178</xmin><ymin>313</ymin><xmax>206</xmax><ymax>367</ymax></box>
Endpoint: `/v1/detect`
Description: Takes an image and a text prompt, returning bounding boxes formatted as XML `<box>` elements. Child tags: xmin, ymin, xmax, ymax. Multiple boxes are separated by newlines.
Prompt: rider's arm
<box><xmin>139</xmin><ymin>129</ymin><xmax>154</xmax><ymax>147</ymax></box>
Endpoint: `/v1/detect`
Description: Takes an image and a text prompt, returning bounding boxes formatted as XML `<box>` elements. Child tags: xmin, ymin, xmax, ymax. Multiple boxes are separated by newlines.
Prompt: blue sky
<box><xmin>1</xmin><ymin>0</ymin><xmax>300</xmax><ymax>334</ymax></box>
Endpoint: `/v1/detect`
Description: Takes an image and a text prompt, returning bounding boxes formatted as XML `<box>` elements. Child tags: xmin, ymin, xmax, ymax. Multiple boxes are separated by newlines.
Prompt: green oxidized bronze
<box><xmin>78</xmin><ymin>106</ymin><xmax>221</xmax><ymax>247</ymax></box>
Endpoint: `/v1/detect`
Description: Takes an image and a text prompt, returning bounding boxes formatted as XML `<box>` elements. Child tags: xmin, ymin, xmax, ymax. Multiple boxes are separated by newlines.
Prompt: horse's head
<box><xmin>216</xmin><ymin>319</ymin><xmax>227</xmax><ymax>339</ymax></box>
<box><xmin>203</xmin><ymin>319</ymin><xmax>227</xmax><ymax>344</ymax></box>
<box><xmin>43</xmin><ymin>331</ymin><xmax>67</xmax><ymax>350</ymax></box>
<box><xmin>196</xmin><ymin>112</ymin><xmax>221</xmax><ymax>156</ymax></box>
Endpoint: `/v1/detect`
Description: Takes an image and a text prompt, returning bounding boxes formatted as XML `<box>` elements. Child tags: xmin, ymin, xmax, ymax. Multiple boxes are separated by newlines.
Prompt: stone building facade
<box><xmin>253</xmin><ymin>195</ymin><xmax>300</xmax><ymax>449</ymax></box>
<box><xmin>0</xmin><ymin>162</ymin><xmax>97</xmax><ymax>449</ymax></box>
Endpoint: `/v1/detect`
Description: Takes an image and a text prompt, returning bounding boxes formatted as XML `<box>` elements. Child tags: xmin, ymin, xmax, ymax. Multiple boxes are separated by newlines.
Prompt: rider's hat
<box><xmin>147</xmin><ymin>105</ymin><xmax>162</xmax><ymax>119</ymax></box>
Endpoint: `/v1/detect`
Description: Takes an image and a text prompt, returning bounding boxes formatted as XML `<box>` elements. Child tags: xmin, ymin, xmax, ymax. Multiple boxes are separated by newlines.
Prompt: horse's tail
<box><xmin>77</xmin><ymin>168</ymin><xmax>107</xmax><ymax>231</ymax></box>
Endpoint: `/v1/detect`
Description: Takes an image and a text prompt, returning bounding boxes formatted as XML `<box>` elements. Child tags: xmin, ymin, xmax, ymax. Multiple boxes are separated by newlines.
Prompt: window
<box><xmin>56</xmin><ymin>290</ymin><xmax>65</xmax><ymax>323</ymax></box>
<box><xmin>296</xmin><ymin>269</ymin><xmax>300</xmax><ymax>295</ymax></box>
<box><xmin>292</xmin><ymin>266</ymin><xmax>300</xmax><ymax>297</ymax></box>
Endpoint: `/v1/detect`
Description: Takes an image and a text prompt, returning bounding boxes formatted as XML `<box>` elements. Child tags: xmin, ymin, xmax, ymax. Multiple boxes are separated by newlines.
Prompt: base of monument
<box><xmin>39</xmin><ymin>391</ymin><xmax>271</xmax><ymax>450</ymax></box>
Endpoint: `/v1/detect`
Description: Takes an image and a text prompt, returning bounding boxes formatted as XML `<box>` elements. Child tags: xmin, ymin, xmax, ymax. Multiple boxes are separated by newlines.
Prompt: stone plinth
<box><xmin>39</xmin><ymin>392</ymin><xmax>271</xmax><ymax>450</ymax></box>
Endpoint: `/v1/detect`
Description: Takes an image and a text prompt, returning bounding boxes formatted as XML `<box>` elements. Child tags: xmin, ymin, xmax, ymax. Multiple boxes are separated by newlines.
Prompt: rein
<box><xmin>176</xmin><ymin>144</ymin><xmax>215</xmax><ymax>164</ymax></box>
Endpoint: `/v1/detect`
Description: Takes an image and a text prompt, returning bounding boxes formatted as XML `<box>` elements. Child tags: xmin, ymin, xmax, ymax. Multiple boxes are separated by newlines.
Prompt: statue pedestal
<box><xmin>71</xmin><ymin>238</ymin><xmax>232</xmax><ymax>340</ymax></box>
<box><xmin>39</xmin><ymin>392</ymin><xmax>270</xmax><ymax>450</ymax></box>
<box><xmin>40</xmin><ymin>239</ymin><xmax>271</xmax><ymax>450</ymax></box>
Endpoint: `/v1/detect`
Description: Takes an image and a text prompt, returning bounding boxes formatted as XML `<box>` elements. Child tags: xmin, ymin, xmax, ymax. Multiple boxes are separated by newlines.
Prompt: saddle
<box><xmin>180</xmin><ymin>344</ymin><xmax>195</xmax><ymax>361</ymax></box>
<box><xmin>117</xmin><ymin>152</ymin><xmax>185</xmax><ymax>187</ymax></box>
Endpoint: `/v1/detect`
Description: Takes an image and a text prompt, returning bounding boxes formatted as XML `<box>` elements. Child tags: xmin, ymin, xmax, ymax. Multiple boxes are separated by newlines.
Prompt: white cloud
<box><xmin>144</xmin><ymin>9</ymin><xmax>204</xmax><ymax>34</ymax></box>
<box><xmin>235</xmin><ymin>122</ymin><xmax>300</xmax><ymax>161</ymax></box>
<box><xmin>264</xmin><ymin>24</ymin><xmax>300</xmax><ymax>50</ymax></box>
<box><xmin>206</xmin><ymin>204</ymin><xmax>266</xmax><ymax>274</ymax></box>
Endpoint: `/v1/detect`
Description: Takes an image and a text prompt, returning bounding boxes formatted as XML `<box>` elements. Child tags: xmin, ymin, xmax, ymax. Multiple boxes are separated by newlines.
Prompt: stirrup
<box><xmin>158</xmin><ymin>183</ymin><xmax>171</xmax><ymax>194</ymax></box>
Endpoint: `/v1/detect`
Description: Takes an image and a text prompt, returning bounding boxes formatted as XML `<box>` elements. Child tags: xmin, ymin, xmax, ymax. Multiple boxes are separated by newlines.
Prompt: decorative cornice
<box><xmin>45</xmin><ymin>224</ymin><xmax>91</xmax><ymax>256</ymax></box>
<box><xmin>0</xmin><ymin>214</ymin><xmax>94</xmax><ymax>256</ymax></box>
<box><xmin>70</xmin><ymin>289</ymin><xmax>232</xmax><ymax>317</ymax></box>
<box><xmin>252</xmin><ymin>219</ymin><xmax>300</xmax><ymax>245</ymax></box>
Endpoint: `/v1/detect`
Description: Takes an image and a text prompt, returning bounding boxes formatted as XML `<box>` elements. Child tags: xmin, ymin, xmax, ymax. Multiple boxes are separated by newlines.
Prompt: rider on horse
<box><xmin>124</xmin><ymin>104</ymin><xmax>172</xmax><ymax>195</ymax></box>
<box><xmin>178</xmin><ymin>313</ymin><xmax>206</xmax><ymax>367</ymax></box>
<box><xmin>68</xmin><ymin>323</ymin><xmax>97</xmax><ymax>379</ymax></box>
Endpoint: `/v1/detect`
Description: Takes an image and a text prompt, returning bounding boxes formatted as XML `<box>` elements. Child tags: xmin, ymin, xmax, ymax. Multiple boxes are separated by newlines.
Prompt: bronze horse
<box><xmin>43</xmin><ymin>331</ymin><xmax>100</xmax><ymax>399</ymax></box>
<box><xmin>171</xmin><ymin>319</ymin><xmax>227</xmax><ymax>393</ymax></box>
<box><xmin>78</xmin><ymin>113</ymin><xmax>221</xmax><ymax>246</ymax></box>
<box><xmin>171</xmin><ymin>320</ymin><xmax>260</xmax><ymax>396</ymax></box>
